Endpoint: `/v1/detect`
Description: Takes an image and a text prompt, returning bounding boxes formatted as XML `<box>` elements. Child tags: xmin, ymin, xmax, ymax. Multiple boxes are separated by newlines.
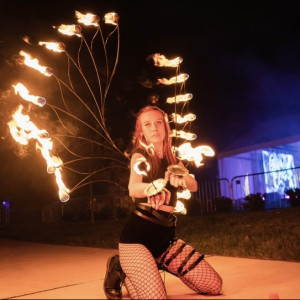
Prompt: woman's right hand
<box><xmin>165</xmin><ymin>170</ymin><xmax>187</xmax><ymax>189</ymax></box>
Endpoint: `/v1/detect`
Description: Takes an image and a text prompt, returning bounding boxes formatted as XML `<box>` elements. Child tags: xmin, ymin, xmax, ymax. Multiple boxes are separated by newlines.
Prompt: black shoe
<box><xmin>103</xmin><ymin>254</ymin><xmax>124</xmax><ymax>300</ymax></box>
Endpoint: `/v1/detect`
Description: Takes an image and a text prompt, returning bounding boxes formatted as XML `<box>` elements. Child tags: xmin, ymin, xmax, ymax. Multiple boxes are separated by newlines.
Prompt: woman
<box><xmin>104</xmin><ymin>105</ymin><xmax>222</xmax><ymax>299</ymax></box>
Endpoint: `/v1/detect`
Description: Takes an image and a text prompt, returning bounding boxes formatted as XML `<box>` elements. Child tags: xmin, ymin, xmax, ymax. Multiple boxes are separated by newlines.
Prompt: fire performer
<box><xmin>104</xmin><ymin>105</ymin><xmax>222</xmax><ymax>299</ymax></box>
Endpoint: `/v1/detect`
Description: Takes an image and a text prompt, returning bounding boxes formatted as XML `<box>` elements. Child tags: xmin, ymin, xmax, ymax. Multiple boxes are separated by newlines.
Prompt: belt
<box><xmin>134</xmin><ymin>203</ymin><xmax>177</xmax><ymax>227</ymax></box>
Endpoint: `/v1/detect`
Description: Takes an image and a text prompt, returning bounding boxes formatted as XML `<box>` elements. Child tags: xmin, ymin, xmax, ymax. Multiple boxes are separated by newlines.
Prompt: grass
<box><xmin>1</xmin><ymin>207</ymin><xmax>299</xmax><ymax>262</ymax></box>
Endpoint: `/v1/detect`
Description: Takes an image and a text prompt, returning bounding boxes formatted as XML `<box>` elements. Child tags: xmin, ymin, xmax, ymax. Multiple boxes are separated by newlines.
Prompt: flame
<box><xmin>133</xmin><ymin>157</ymin><xmax>150</xmax><ymax>176</ymax></box>
<box><xmin>175</xmin><ymin>186</ymin><xmax>193</xmax><ymax>215</ymax></box>
<box><xmin>55</xmin><ymin>168</ymin><xmax>70</xmax><ymax>202</ymax></box>
<box><xmin>177</xmin><ymin>188</ymin><xmax>191</xmax><ymax>200</ymax></box>
<box><xmin>12</xmin><ymin>83</ymin><xmax>46</xmax><ymax>107</ymax></box>
<box><xmin>174</xmin><ymin>200</ymin><xmax>187</xmax><ymax>214</ymax></box>
<box><xmin>38</xmin><ymin>41</ymin><xmax>66</xmax><ymax>52</ymax></box>
<box><xmin>75</xmin><ymin>11</ymin><xmax>100</xmax><ymax>27</ymax></box>
<box><xmin>138</xmin><ymin>139</ymin><xmax>155</xmax><ymax>155</ymax></box>
<box><xmin>157</xmin><ymin>73</ymin><xmax>189</xmax><ymax>85</ymax></box>
<box><xmin>174</xmin><ymin>142</ymin><xmax>215</xmax><ymax>167</ymax></box>
<box><xmin>171</xmin><ymin>129</ymin><xmax>197</xmax><ymax>141</ymax></box>
<box><xmin>19</xmin><ymin>51</ymin><xmax>53</xmax><ymax>77</ymax></box>
<box><xmin>54</xmin><ymin>24</ymin><xmax>82</xmax><ymax>37</ymax></box>
<box><xmin>166</xmin><ymin>93</ymin><xmax>193</xmax><ymax>104</ymax></box>
<box><xmin>104</xmin><ymin>12</ymin><xmax>119</xmax><ymax>25</ymax></box>
<box><xmin>8</xmin><ymin>105</ymin><xmax>69</xmax><ymax>201</ymax></box>
<box><xmin>35</xmin><ymin>142</ymin><xmax>63</xmax><ymax>175</ymax></box>
<box><xmin>170</xmin><ymin>113</ymin><xmax>196</xmax><ymax>124</ymax></box>
<box><xmin>152</xmin><ymin>53</ymin><xmax>183</xmax><ymax>67</ymax></box>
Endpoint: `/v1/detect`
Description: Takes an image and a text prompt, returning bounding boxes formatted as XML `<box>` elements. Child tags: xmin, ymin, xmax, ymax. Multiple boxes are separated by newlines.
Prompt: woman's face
<box><xmin>140</xmin><ymin>110</ymin><xmax>166</xmax><ymax>145</ymax></box>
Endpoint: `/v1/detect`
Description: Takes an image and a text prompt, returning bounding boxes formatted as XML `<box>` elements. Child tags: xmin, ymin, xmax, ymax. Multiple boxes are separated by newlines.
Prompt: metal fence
<box><xmin>2</xmin><ymin>167</ymin><xmax>299</xmax><ymax>224</ymax></box>
<box><xmin>192</xmin><ymin>178</ymin><xmax>230</xmax><ymax>213</ymax></box>
<box><xmin>194</xmin><ymin>166</ymin><xmax>300</xmax><ymax>213</ymax></box>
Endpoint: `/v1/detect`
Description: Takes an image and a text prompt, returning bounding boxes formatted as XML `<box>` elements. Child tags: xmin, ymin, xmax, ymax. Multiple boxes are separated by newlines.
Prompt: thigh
<box><xmin>119</xmin><ymin>243</ymin><xmax>167</xmax><ymax>299</ymax></box>
<box><xmin>157</xmin><ymin>239</ymin><xmax>223</xmax><ymax>295</ymax></box>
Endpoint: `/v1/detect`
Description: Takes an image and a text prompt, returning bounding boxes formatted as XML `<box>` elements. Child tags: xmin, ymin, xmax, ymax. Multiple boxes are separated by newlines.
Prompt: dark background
<box><xmin>1</xmin><ymin>0</ymin><xmax>300</xmax><ymax>204</ymax></box>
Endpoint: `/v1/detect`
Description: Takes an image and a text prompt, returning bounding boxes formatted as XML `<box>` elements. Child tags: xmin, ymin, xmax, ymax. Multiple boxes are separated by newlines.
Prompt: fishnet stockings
<box><xmin>119</xmin><ymin>239</ymin><xmax>222</xmax><ymax>299</ymax></box>
<box><xmin>119</xmin><ymin>243</ymin><xmax>167</xmax><ymax>299</ymax></box>
<box><xmin>157</xmin><ymin>238</ymin><xmax>223</xmax><ymax>295</ymax></box>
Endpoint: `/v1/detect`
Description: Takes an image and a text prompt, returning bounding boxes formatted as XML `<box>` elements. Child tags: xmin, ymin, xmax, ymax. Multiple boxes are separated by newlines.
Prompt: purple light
<box><xmin>2</xmin><ymin>200</ymin><xmax>10</xmax><ymax>210</ymax></box>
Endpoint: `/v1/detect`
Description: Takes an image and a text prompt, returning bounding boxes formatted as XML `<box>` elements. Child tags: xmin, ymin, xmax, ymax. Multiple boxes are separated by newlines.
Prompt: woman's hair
<box><xmin>130</xmin><ymin>105</ymin><xmax>177</xmax><ymax>176</ymax></box>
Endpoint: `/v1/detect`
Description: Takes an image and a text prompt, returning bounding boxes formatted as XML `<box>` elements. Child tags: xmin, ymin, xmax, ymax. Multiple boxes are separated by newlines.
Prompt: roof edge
<box><xmin>217</xmin><ymin>134</ymin><xmax>300</xmax><ymax>159</ymax></box>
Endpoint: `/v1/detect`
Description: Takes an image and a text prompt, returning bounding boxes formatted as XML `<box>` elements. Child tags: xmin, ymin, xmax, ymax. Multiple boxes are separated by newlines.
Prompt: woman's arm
<box><xmin>128</xmin><ymin>153</ymin><xmax>170</xmax><ymax>209</ymax></box>
<box><xmin>128</xmin><ymin>152</ymin><xmax>151</xmax><ymax>198</ymax></box>
<box><xmin>180</xmin><ymin>161</ymin><xmax>198</xmax><ymax>192</ymax></box>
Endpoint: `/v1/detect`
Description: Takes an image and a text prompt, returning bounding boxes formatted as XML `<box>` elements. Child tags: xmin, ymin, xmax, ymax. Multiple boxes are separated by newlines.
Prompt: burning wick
<box><xmin>134</xmin><ymin>157</ymin><xmax>150</xmax><ymax>177</ymax></box>
<box><xmin>133</xmin><ymin>158</ymin><xmax>166</xmax><ymax>197</ymax></box>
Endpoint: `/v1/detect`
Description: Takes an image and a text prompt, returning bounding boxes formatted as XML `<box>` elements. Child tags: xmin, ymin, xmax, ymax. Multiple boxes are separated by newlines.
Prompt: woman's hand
<box><xmin>165</xmin><ymin>171</ymin><xmax>187</xmax><ymax>189</ymax></box>
<box><xmin>147</xmin><ymin>188</ymin><xmax>170</xmax><ymax>210</ymax></box>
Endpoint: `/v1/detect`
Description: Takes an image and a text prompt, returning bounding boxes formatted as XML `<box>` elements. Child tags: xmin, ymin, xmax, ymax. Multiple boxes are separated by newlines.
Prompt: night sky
<box><xmin>1</xmin><ymin>0</ymin><xmax>300</xmax><ymax>201</ymax></box>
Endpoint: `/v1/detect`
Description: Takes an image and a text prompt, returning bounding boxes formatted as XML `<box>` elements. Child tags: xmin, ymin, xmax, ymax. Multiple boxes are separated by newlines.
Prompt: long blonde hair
<box><xmin>130</xmin><ymin>105</ymin><xmax>177</xmax><ymax>176</ymax></box>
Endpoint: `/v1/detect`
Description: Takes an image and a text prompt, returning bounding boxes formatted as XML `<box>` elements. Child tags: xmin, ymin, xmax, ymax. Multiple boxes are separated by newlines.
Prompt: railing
<box><xmin>2</xmin><ymin>167</ymin><xmax>300</xmax><ymax>224</ymax></box>
<box><xmin>193</xmin><ymin>178</ymin><xmax>230</xmax><ymax>213</ymax></box>
<box><xmin>194</xmin><ymin>166</ymin><xmax>300</xmax><ymax>213</ymax></box>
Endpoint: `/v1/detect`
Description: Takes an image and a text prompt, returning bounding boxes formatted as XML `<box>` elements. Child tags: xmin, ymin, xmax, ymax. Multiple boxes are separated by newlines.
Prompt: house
<box><xmin>217</xmin><ymin>114</ymin><xmax>300</xmax><ymax>207</ymax></box>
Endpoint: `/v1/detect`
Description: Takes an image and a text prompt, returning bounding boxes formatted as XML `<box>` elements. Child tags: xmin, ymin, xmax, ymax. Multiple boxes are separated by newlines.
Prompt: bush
<box><xmin>285</xmin><ymin>188</ymin><xmax>300</xmax><ymax>207</ymax></box>
<box><xmin>184</xmin><ymin>199</ymin><xmax>202</xmax><ymax>215</ymax></box>
<box><xmin>243</xmin><ymin>193</ymin><xmax>265</xmax><ymax>211</ymax></box>
<box><xmin>212</xmin><ymin>196</ymin><xmax>234</xmax><ymax>213</ymax></box>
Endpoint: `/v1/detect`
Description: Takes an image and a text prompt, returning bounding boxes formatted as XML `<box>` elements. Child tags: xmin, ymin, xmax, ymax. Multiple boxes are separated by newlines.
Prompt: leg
<box><xmin>119</xmin><ymin>243</ymin><xmax>167</xmax><ymax>299</ymax></box>
<box><xmin>157</xmin><ymin>239</ymin><xmax>223</xmax><ymax>295</ymax></box>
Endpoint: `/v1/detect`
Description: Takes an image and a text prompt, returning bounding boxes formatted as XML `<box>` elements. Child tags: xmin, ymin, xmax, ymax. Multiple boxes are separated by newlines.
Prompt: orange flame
<box><xmin>166</xmin><ymin>93</ymin><xmax>193</xmax><ymax>104</ymax></box>
<box><xmin>138</xmin><ymin>139</ymin><xmax>155</xmax><ymax>155</ymax></box>
<box><xmin>157</xmin><ymin>73</ymin><xmax>189</xmax><ymax>85</ymax></box>
<box><xmin>104</xmin><ymin>12</ymin><xmax>119</xmax><ymax>25</ymax></box>
<box><xmin>55</xmin><ymin>168</ymin><xmax>70</xmax><ymax>202</ymax></box>
<box><xmin>75</xmin><ymin>11</ymin><xmax>100</xmax><ymax>27</ymax></box>
<box><xmin>12</xmin><ymin>83</ymin><xmax>46</xmax><ymax>107</ymax></box>
<box><xmin>152</xmin><ymin>53</ymin><xmax>183</xmax><ymax>67</ymax></box>
<box><xmin>19</xmin><ymin>51</ymin><xmax>53</xmax><ymax>77</ymax></box>
<box><xmin>174</xmin><ymin>200</ymin><xmax>187</xmax><ymax>214</ymax></box>
<box><xmin>177</xmin><ymin>188</ymin><xmax>192</xmax><ymax>200</ymax></box>
<box><xmin>171</xmin><ymin>129</ymin><xmax>197</xmax><ymax>141</ymax></box>
<box><xmin>133</xmin><ymin>157</ymin><xmax>150</xmax><ymax>176</ymax></box>
<box><xmin>170</xmin><ymin>113</ymin><xmax>196</xmax><ymax>124</ymax></box>
<box><xmin>54</xmin><ymin>24</ymin><xmax>82</xmax><ymax>37</ymax></box>
<box><xmin>38</xmin><ymin>41</ymin><xmax>66</xmax><ymax>52</ymax></box>
<box><xmin>8</xmin><ymin>105</ymin><xmax>70</xmax><ymax>201</ymax></box>
<box><xmin>174</xmin><ymin>142</ymin><xmax>215</xmax><ymax>167</ymax></box>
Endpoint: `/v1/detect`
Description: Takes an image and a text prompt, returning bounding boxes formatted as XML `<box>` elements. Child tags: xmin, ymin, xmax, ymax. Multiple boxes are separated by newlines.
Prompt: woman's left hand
<box><xmin>147</xmin><ymin>188</ymin><xmax>170</xmax><ymax>210</ymax></box>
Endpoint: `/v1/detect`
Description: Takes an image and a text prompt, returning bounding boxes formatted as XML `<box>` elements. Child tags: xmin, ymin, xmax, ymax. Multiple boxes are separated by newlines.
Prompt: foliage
<box><xmin>285</xmin><ymin>188</ymin><xmax>300</xmax><ymax>207</ymax></box>
<box><xmin>184</xmin><ymin>199</ymin><xmax>202</xmax><ymax>216</ymax></box>
<box><xmin>212</xmin><ymin>196</ymin><xmax>234</xmax><ymax>213</ymax></box>
<box><xmin>243</xmin><ymin>193</ymin><xmax>265</xmax><ymax>211</ymax></box>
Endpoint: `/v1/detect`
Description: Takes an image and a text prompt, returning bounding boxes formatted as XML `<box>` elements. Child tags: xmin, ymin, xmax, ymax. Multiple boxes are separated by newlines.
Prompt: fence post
<box><xmin>89</xmin><ymin>183</ymin><xmax>95</xmax><ymax>224</ymax></box>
